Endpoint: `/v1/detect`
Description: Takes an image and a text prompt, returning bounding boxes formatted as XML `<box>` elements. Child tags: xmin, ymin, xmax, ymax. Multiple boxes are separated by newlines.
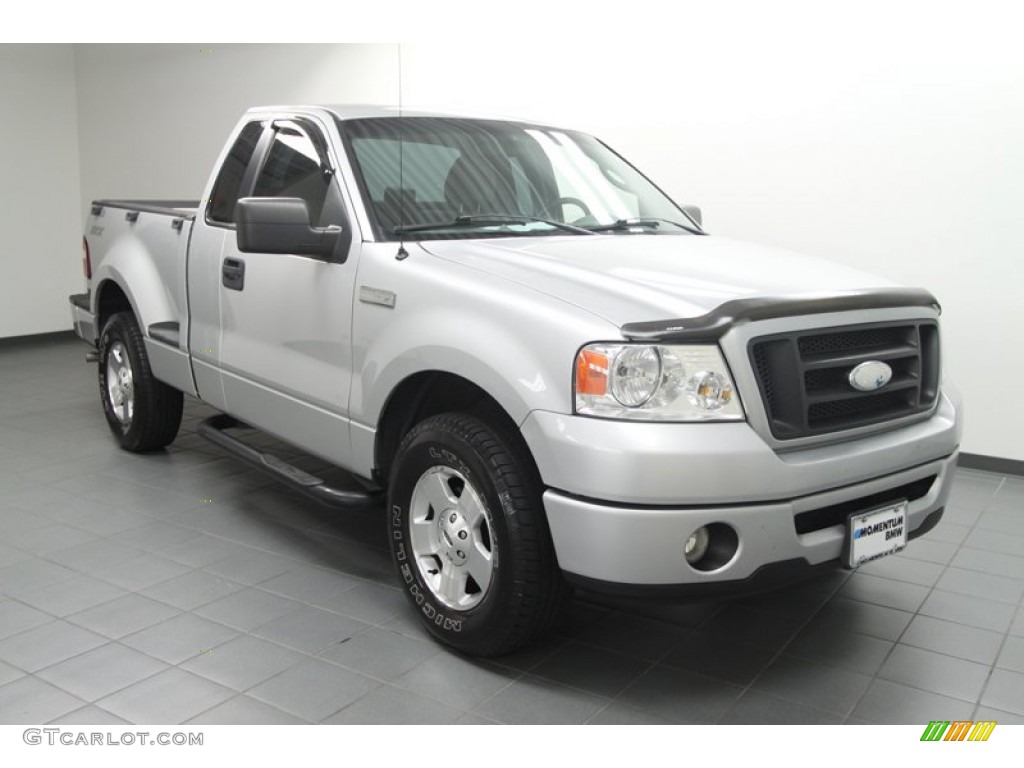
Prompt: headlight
<box><xmin>609</xmin><ymin>345</ymin><xmax>661</xmax><ymax>407</ymax></box>
<box><xmin>574</xmin><ymin>343</ymin><xmax>744</xmax><ymax>421</ymax></box>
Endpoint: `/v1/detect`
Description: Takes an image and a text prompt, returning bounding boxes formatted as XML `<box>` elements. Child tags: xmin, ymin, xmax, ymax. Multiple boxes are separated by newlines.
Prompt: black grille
<box><xmin>797</xmin><ymin>326</ymin><xmax>908</xmax><ymax>357</ymax></box>
<box><xmin>749</xmin><ymin>321</ymin><xmax>940</xmax><ymax>439</ymax></box>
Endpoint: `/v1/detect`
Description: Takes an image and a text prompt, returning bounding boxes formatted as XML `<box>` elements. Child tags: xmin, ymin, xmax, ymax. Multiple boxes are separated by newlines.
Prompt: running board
<box><xmin>197</xmin><ymin>414</ymin><xmax>381</xmax><ymax>509</ymax></box>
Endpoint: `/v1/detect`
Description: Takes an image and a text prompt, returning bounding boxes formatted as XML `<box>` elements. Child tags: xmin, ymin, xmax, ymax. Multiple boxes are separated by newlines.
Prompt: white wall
<box><xmin>10</xmin><ymin>34</ymin><xmax>1024</xmax><ymax>460</ymax></box>
<box><xmin>73</xmin><ymin>44</ymin><xmax>398</xmax><ymax>202</ymax></box>
<box><xmin>0</xmin><ymin>45</ymin><xmax>83</xmax><ymax>338</ymax></box>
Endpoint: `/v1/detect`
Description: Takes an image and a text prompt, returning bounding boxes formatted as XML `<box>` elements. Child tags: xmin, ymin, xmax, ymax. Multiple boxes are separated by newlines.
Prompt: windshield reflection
<box><xmin>341</xmin><ymin>117</ymin><xmax>698</xmax><ymax>240</ymax></box>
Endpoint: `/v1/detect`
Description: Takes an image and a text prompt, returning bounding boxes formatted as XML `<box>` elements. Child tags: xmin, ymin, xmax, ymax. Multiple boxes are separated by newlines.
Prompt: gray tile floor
<box><xmin>1</xmin><ymin>334</ymin><xmax>1023</xmax><ymax>725</ymax></box>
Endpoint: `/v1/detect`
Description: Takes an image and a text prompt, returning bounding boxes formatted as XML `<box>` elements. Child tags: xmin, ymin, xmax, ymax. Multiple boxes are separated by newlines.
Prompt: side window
<box><xmin>252</xmin><ymin>125</ymin><xmax>332</xmax><ymax>225</ymax></box>
<box><xmin>208</xmin><ymin>121</ymin><xmax>263</xmax><ymax>224</ymax></box>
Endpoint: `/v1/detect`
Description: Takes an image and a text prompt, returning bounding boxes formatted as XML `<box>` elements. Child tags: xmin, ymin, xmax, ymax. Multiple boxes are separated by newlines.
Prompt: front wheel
<box><xmin>98</xmin><ymin>311</ymin><xmax>183</xmax><ymax>452</ymax></box>
<box><xmin>387</xmin><ymin>412</ymin><xmax>565</xmax><ymax>656</ymax></box>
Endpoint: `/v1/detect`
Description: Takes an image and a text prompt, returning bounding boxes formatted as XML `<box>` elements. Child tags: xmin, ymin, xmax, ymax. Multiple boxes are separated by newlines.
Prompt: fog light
<box><xmin>684</xmin><ymin>526</ymin><xmax>710</xmax><ymax>564</ymax></box>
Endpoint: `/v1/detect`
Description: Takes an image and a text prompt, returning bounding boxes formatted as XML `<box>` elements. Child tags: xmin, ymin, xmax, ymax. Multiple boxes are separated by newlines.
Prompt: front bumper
<box><xmin>523</xmin><ymin>390</ymin><xmax>961</xmax><ymax>588</ymax></box>
<box><xmin>543</xmin><ymin>451</ymin><xmax>955</xmax><ymax>587</ymax></box>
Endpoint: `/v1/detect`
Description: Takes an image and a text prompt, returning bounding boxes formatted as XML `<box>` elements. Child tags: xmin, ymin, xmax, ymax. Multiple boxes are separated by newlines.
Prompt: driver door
<box><xmin>217</xmin><ymin>118</ymin><xmax>359</xmax><ymax>468</ymax></box>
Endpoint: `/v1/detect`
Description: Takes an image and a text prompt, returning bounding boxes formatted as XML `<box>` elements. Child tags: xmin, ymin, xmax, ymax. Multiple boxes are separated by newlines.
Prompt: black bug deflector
<box><xmin>620</xmin><ymin>288</ymin><xmax>940</xmax><ymax>343</ymax></box>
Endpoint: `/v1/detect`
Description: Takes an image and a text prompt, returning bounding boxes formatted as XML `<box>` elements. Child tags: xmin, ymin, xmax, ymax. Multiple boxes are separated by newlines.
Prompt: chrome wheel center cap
<box><xmin>438</xmin><ymin>509</ymin><xmax>470</xmax><ymax>565</ymax></box>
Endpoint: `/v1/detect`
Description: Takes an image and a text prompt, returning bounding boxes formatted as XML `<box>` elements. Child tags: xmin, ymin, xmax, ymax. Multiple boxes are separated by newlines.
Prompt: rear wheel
<box><xmin>387</xmin><ymin>412</ymin><xmax>565</xmax><ymax>656</ymax></box>
<box><xmin>98</xmin><ymin>311</ymin><xmax>183</xmax><ymax>452</ymax></box>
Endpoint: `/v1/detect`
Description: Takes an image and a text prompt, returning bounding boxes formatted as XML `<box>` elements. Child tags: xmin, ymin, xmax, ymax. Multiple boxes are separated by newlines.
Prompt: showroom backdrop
<box><xmin>0</xmin><ymin>37</ymin><xmax>1020</xmax><ymax>462</ymax></box>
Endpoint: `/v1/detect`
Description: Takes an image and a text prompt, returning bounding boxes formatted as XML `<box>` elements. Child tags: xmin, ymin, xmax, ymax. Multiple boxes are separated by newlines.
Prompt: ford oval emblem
<box><xmin>848</xmin><ymin>361</ymin><xmax>893</xmax><ymax>392</ymax></box>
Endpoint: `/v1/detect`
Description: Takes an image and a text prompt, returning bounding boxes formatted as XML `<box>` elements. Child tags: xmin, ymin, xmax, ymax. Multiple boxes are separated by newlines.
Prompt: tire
<box><xmin>98</xmin><ymin>311</ymin><xmax>183</xmax><ymax>452</ymax></box>
<box><xmin>387</xmin><ymin>412</ymin><xmax>566</xmax><ymax>656</ymax></box>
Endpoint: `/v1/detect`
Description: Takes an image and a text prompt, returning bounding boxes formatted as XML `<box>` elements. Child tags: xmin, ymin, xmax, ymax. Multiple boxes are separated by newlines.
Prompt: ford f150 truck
<box><xmin>69</xmin><ymin>105</ymin><xmax>962</xmax><ymax>655</ymax></box>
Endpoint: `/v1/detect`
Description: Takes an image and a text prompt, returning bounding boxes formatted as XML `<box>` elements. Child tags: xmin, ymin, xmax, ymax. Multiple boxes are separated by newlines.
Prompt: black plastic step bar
<box><xmin>197</xmin><ymin>414</ymin><xmax>381</xmax><ymax>509</ymax></box>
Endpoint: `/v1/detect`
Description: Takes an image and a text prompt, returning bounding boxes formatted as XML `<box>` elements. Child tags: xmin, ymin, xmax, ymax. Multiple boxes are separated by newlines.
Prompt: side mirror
<box><xmin>682</xmin><ymin>204</ymin><xmax>702</xmax><ymax>228</ymax></box>
<box><xmin>235</xmin><ymin>197</ymin><xmax>340</xmax><ymax>259</ymax></box>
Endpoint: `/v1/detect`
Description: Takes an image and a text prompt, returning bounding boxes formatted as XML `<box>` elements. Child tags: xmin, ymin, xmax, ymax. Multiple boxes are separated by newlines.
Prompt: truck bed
<box><xmin>84</xmin><ymin>197</ymin><xmax>200</xmax><ymax>396</ymax></box>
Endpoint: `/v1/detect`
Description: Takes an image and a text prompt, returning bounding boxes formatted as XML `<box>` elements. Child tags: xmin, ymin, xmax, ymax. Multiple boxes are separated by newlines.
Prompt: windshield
<box><xmin>340</xmin><ymin>117</ymin><xmax>699</xmax><ymax>240</ymax></box>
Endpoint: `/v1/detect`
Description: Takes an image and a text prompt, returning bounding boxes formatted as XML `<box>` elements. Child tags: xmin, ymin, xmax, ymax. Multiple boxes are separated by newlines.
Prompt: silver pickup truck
<box><xmin>69</xmin><ymin>105</ymin><xmax>962</xmax><ymax>655</ymax></box>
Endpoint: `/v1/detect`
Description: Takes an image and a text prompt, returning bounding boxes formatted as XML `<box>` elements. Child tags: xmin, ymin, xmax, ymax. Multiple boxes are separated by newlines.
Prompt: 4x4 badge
<box><xmin>849</xmin><ymin>360</ymin><xmax>893</xmax><ymax>391</ymax></box>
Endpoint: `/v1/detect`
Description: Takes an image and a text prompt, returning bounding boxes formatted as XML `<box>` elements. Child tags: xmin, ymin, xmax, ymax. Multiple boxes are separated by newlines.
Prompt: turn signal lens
<box><xmin>685</xmin><ymin>371</ymin><xmax>734</xmax><ymax>411</ymax></box>
<box><xmin>575</xmin><ymin>349</ymin><xmax>608</xmax><ymax>395</ymax></box>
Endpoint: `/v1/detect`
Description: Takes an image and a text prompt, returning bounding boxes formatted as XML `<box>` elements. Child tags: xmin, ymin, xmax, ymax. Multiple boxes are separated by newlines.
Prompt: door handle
<box><xmin>222</xmin><ymin>257</ymin><xmax>246</xmax><ymax>291</ymax></box>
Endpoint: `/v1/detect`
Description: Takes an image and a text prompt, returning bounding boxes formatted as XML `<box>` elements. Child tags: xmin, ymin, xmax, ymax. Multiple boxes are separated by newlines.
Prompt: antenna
<box><xmin>396</xmin><ymin>43</ymin><xmax>409</xmax><ymax>261</ymax></box>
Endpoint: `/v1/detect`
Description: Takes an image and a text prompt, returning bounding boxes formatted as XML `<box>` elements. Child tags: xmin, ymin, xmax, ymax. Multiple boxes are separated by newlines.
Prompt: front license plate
<box><xmin>845</xmin><ymin>500</ymin><xmax>908</xmax><ymax>569</ymax></box>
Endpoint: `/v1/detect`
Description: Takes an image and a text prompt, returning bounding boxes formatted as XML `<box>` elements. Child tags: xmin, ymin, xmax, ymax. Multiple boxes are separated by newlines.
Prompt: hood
<box><xmin>420</xmin><ymin>234</ymin><xmax>901</xmax><ymax>329</ymax></box>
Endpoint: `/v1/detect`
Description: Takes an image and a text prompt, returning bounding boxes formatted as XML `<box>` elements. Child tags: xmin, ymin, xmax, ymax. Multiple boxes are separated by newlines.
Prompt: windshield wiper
<box><xmin>582</xmin><ymin>217</ymin><xmax>704</xmax><ymax>235</ymax></box>
<box><xmin>393</xmin><ymin>214</ymin><xmax>595</xmax><ymax>236</ymax></box>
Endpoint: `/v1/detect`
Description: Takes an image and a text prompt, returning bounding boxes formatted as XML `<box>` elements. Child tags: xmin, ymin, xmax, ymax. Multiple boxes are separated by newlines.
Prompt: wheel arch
<box><xmin>373</xmin><ymin>370</ymin><xmax>526</xmax><ymax>487</ymax></box>
<box><xmin>94</xmin><ymin>278</ymin><xmax>135</xmax><ymax>334</ymax></box>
